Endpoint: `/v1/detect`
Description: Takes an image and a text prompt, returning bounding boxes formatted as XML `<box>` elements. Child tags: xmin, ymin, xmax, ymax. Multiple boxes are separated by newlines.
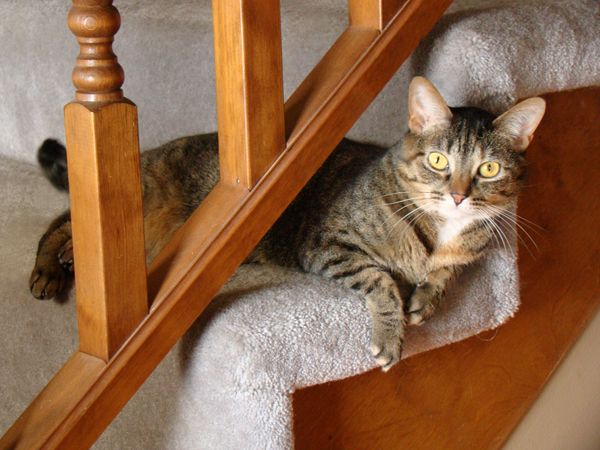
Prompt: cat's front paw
<box><xmin>58</xmin><ymin>240</ymin><xmax>74</xmax><ymax>273</ymax></box>
<box><xmin>407</xmin><ymin>283</ymin><xmax>441</xmax><ymax>325</ymax></box>
<box><xmin>370</xmin><ymin>329</ymin><xmax>403</xmax><ymax>372</ymax></box>
<box><xmin>29</xmin><ymin>260</ymin><xmax>68</xmax><ymax>300</ymax></box>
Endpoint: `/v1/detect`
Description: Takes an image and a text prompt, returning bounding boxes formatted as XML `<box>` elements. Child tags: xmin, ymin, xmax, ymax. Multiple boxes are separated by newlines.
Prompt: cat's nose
<box><xmin>451</xmin><ymin>193</ymin><xmax>467</xmax><ymax>206</ymax></box>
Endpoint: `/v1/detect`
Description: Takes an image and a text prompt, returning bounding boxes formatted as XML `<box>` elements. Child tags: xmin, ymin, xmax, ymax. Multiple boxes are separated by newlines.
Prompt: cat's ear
<box><xmin>408</xmin><ymin>76</ymin><xmax>452</xmax><ymax>134</ymax></box>
<box><xmin>493</xmin><ymin>98</ymin><xmax>546</xmax><ymax>151</ymax></box>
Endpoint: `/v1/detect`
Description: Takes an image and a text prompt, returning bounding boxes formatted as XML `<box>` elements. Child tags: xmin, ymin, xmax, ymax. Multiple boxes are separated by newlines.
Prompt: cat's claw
<box><xmin>407</xmin><ymin>311</ymin><xmax>428</xmax><ymax>326</ymax></box>
<box><xmin>58</xmin><ymin>241</ymin><xmax>74</xmax><ymax>272</ymax></box>
<box><xmin>407</xmin><ymin>286</ymin><xmax>439</xmax><ymax>326</ymax></box>
<box><xmin>29</xmin><ymin>266</ymin><xmax>65</xmax><ymax>300</ymax></box>
<box><xmin>370</xmin><ymin>335</ymin><xmax>402</xmax><ymax>372</ymax></box>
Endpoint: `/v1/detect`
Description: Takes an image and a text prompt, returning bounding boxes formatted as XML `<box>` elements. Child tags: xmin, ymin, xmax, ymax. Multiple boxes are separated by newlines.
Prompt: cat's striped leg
<box><xmin>314</xmin><ymin>254</ymin><xmax>406</xmax><ymax>371</ymax></box>
<box><xmin>362</xmin><ymin>270</ymin><xmax>406</xmax><ymax>371</ymax></box>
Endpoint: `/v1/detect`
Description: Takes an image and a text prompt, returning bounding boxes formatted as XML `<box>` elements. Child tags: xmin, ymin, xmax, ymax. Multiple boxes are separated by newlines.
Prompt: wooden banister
<box><xmin>65</xmin><ymin>0</ymin><xmax>148</xmax><ymax>361</ymax></box>
<box><xmin>348</xmin><ymin>0</ymin><xmax>409</xmax><ymax>31</ymax></box>
<box><xmin>0</xmin><ymin>0</ymin><xmax>452</xmax><ymax>448</ymax></box>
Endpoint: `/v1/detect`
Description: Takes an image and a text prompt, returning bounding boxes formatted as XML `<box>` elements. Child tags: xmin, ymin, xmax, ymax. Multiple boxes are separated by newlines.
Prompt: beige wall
<box><xmin>505</xmin><ymin>309</ymin><xmax>600</xmax><ymax>449</ymax></box>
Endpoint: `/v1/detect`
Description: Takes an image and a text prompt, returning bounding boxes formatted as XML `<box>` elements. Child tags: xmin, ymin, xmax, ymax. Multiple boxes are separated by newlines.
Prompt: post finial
<box><xmin>68</xmin><ymin>0</ymin><xmax>124</xmax><ymax>103</ymax></box>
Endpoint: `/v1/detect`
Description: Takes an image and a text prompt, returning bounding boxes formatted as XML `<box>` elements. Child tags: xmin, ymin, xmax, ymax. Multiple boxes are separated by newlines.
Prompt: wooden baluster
<box><xmin>348</xmin><ymin>0</ymin><xmax>408</xmax><ymax>31</ymax></box>
<box><xmin>65</xmin><ymin>0</ymin><xmax>148</xmax><ymax>361</ymax></box>
<box><xmin>212</xmin><ymin>0</ymin><xmax>285</xmax><ymax>189</ymax></box>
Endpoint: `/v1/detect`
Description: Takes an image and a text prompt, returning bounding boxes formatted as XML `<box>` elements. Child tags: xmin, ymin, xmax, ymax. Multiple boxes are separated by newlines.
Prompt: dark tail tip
<box><xmin>37</xmin><ymin>139</ymin><xmax>69</xmax><ymax>191</ymax></box>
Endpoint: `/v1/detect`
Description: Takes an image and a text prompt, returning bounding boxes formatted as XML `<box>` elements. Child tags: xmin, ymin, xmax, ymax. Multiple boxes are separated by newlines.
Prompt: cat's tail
<box><xmin>37</xmin><ymin>139</ymin><xmax>69</xmax><ymax>191</ymax></box>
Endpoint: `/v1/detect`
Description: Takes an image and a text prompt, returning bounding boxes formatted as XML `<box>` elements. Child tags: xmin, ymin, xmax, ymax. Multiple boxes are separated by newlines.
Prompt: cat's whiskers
<box><xmin>393</xmin><ymin>203</ymin><xmax>438</xmax><ymax>244</ymax></box>
<box><xmin>482</xmin><ymin>204</ymin><xmax>541</xmax><ymax>246</ymax></box>
<box><xmin>382</xmin><ymin>197</ymin><xmax>432</xmax><ymax>226</ymax></box>
<box><xmin>475</xmin><ymin>205</ymin><xmax>525</xmax><ymax>259</ymax></box>
<box><xmin>479</xmin><ymin>205</ymin><xmax>538</xmax><ymax>257</ymax></box>
<box><xmin>477</xmin><ymin>210</ymin><xmax>514</xmax><ymax>259</ymax></box>
<box><xmin>405</xmin><ymin>206</ymin><xmax>433</xmax><ymax>230</ymax></box>
<box><xmin>484</xmin><ymin>203</ymin><xmax>545</xmax><ymax>233</ymax></box>
<box><xmin>383</xmin><ymin>195</ymin><xmax>432</xmax><ymax>207</ymax></box>
<box><xmin>386</xmin><ymin>200</ymin><xmax>436</xmax><ymax>239</ymax></box>
<box><xmin>382</xmin><ymin>202</ymin><xmax>419</xmax><ymax>226</ymax></box>
<box><xmin>490</xmin><ymin>218</ymin><xmax>514</xmax><ymax>259</ymax></box>
<box><xmin>379</xmin><ymin>190</ymin><xmax>435</xmax><ymax>198</ymax></box>
<box><xmin>472</xmin><ymin>209</ymin><xmax>502</xmax><ymax>250</ymax></box>
<box><xmin>481</xmin><ymin>208</ymin><xmax>530</xmax><ymax>257</ymax></box>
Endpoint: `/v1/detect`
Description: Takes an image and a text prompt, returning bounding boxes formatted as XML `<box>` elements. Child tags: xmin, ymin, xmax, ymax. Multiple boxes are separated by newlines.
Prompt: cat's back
<box><xmin>254</xmin><ymin>138</ymin><xmax>387</xmax><ymax>266</ymax></box>
<box><xmin>141</xmin><ymin>133</ymin><xmax>220</xmax><ymax>213</ymax></box>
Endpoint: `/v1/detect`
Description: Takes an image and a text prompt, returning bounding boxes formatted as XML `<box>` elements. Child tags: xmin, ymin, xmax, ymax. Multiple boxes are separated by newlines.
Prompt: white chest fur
<box><xmin>436</xmin><ymin>215</ymin><xmax>474</xmax><ymax>246</ymax></box>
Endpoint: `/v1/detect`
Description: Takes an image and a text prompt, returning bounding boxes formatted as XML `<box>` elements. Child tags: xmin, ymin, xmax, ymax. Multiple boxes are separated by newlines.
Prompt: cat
<box><xmin>29</xmin><ymin>77</ymin><xmax>545</xmax><ymax>371</ymax></box>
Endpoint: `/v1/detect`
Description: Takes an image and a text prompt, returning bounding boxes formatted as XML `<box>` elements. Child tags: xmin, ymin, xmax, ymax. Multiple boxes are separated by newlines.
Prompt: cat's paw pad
<box><xmin>29</xmin><ymin>264</ymin><xmax>66</xmax><ymax>300</ymax></box>
<box><xmin>58</xmin><ymin>241</ymin><xmax>74</xmax><ymax>272</ymax></box>
<box><xmin>407</xmin><ymin>286</ymin><xmax>438</xmax><ymax>326</ymax></box>
<box><xmin>407</xmin><ymin>304</ymin><xmax>436</xmax><ymax>326</ymax></box>
<box><xmin>370</xmin><ymin>334</ymin><xmax>403</xmax><ymax>372</ymax></box>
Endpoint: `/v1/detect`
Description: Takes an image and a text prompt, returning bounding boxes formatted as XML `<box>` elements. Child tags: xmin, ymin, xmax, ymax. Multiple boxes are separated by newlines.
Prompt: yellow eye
<box><xmin>428</xmin><ymin>152</ymin><xmax>448</xmax><ymax>170</ymax></box>
<box><xmin>479</xmin><ymin>161</ymin><xmax>500</xmax><ymax>178</ymax></box>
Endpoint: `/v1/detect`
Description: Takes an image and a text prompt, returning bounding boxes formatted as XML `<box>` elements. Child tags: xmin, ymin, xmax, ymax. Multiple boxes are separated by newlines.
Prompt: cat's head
<box><xmin>400</xmin><ymin>76</ymin><xmax>545</xmax><ymax>224</ymax></box>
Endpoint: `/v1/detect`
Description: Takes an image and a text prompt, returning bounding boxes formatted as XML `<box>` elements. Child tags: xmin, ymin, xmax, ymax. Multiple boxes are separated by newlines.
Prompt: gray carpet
<box><xmin>0</xmin><ymin>0</ymin><xmax>598</xmax><ymax>449</ymax></box>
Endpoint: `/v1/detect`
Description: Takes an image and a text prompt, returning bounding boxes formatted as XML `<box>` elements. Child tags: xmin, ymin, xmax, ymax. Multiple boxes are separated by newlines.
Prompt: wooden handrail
<box><xmin>348</xmin><ymin>0</ymin><xmax>408</xmax><ymax>30</ymax></box>
<box><xmin>0</xmin><ymin>0</ymin><xmax>452</xmax><ymax>448</ymax></box>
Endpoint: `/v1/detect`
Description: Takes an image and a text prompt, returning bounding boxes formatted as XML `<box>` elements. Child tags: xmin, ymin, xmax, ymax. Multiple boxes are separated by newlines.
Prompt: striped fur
<box><xmin>30</xmin><ymin>77</ymin><xmax>544</xmax><ymax>371</ymax></box>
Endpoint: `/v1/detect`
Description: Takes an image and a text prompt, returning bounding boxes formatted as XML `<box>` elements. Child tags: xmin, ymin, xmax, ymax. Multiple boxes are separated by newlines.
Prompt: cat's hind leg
<box><xmin>30</xmin><ymin>212</ymin><xmax>73</xmax><ymax>300</ymax></box>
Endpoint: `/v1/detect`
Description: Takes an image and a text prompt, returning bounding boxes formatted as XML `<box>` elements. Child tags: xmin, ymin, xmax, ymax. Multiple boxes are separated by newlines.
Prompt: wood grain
<box><xmin>212</xmin><ymin>0</ymin><xmax>285</xmax><ymax>189</ymax></box>
<box><xmin>348</xmin><ymin>0</ymin><xmax>408</xmax><ymax>30</ymax></box>
<box><xmin>0</xmin><ymin>352</ymin><xmax>105</xmax><ymax>450</ymax></box>
<box><xmin>0</xmin><ymin>1</ymin><xmax>451</xmax><ymax>447</ymax></box>
<box><xmin>287</xmin><ymin>0</ymin><xmax>451</xmax><ymax>145</ymax></box>
<box><xmin>64</xmin><ymin>102</ymin><xmax>148</xmax><ymax>361</ymax></box>
<box><xmin>285</xmin><ymin>27</ymin><xmax>379</xmax><ymax>142</ymax></box>
<box><xmin>293</xmin><ymin>87</ymin><xmax>600</xmax><ymax>450</ymax></box>
<box><xmin>65</xmin><ymin>0</ymin><xmax>148</xmax><ymax>363</ymax></box>
<box><xmin>68</xmin><ymin>0</ymin><xmax>124</xmax><ymax>103</ymax></box>
<box><xmin>380</xmin><ymin>0</ymin><xmax>409</xmax><ymax>29</ymax></box>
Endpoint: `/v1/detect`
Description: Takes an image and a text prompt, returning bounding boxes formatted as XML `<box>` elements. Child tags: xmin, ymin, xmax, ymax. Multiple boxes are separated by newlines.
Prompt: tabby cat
<box><xmin>30</xmin><ymin>77</ymin><xmax>545</xmax><ymax>370</ymax></box>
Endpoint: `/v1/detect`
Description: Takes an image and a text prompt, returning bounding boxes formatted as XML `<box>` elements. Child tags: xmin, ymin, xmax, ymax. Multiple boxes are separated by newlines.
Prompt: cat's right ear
<box><xmin>408</xmin><ymin>77</ymin><xmax>452</xmax><ymax>135</ymax></box>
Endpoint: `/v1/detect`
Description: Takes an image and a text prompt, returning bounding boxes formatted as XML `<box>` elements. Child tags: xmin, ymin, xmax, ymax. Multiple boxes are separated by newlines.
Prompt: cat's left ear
<box><xmin>493</xmin><ymin>98</ymin><xmax>546</xmax><ymax>151</ymax></box>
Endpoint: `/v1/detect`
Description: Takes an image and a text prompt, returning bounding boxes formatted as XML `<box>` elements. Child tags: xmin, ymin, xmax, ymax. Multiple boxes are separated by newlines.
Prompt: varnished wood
<box><xmin>348</xmin><ymin>0</ymin><xmax>408</xmax><ymax>30</ymax></box>
<box><xmin>0</xmin><ymin>352</ymin><xmax>105</xmax><ymax>450</ymax></box>
<box><xmin>212</xmin><ymin>0</ymin><xmax>285</xmax><ymax>189</ymax></box>
<box><xmin>65</xmin><ymin>0</ymin><xmax>148</xmax><ymax>361</ymax></box>
<box><xmin>380</xmin><ymin>0</ymin><xmax>409</xmax><ymax>28</ymax></box>
<box><xmin>64</xmin><ymin>101</ymin><xmax>148</xmax><ymax>361</ymax></box>
<box><xmin>348</xmin><ymin>0</ymin><xmax>381</xmax><ymax>29</ymax></box>
<box><xmin>0</xmin><ymin>1</ymin><xmax>450</xmax><ymax>447</ymax></box>
<box><xmin>68</xmin><ymin>0</ymin><xmax>124</xmax><ymax>103</ymax></box>
<box><xmin>293</xmin><ymin>87</ymin><xmax>600</xmax><ymax>449</ymax></box>
<box><xmin>285</xmin><ymin>28</ymin><xmax>379</xmax><ymax>142</ymax></box>
<box><xmin>148</xmin><ymin>182</ymin><xmax>248</xmax><ymax>304</ymax></box>
<box><xmin>287</xmin><ymin>0</ymin><xmax>451</xmax><ymax>144</ymax></box>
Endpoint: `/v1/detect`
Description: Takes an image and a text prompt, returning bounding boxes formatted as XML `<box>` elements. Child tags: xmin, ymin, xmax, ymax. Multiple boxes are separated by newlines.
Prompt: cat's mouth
<box><xmin>425</xmin><ymin>196</ymin><xmax>484</xmax><ymax>223</ymax></box>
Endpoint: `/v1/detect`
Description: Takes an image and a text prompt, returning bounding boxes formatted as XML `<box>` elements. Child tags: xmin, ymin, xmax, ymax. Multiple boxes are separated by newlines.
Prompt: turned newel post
<box><xmin>68</xmin><ymin>0</ymin><xmax>124</xmax><ymax>102</ymax></box>
<box><xmin>65</xmin><ymin>0</ymin><xmax>148</xmax><ymax>361</ymax></box>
